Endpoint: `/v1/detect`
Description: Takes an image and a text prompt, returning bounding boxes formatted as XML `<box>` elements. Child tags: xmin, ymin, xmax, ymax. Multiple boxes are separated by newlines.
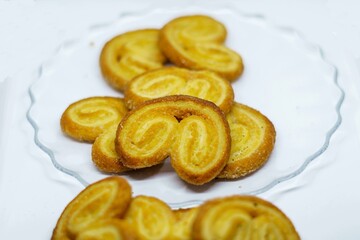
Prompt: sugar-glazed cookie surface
<box><xmin>100</xmin><ymin>29</ymin><xmax>166</xmax><ymax>91</ymax></box>
<box><xmin>160</xmin><ymin>15</ymin><xmax>243</xmax><ymax>81</ymax></box>
<box><xmin>124</xmin><ymin>67</ymin><xmax>234</xmax><ymax>113</ymax></box>
<box><xmin>192</xmin><ymin>195</ymin><xmax>300</xmax><ymax>240</ymax></box>
<box><xmin>60</xmin><ymin>97</ymin><xmax>128</xmax><ymax>142</ymax></box>
<box><xmin>116</xmin><ymin>95</ymin><xmax>231</xmax><ymax>185</ymax></box>
<box><xmin>218</xmin><ymin>103</ymin><xmax>276</xmax><ymax>179</ymax></box>
<box><xmin>51</xmin><ymin>177</ymin><xmax>132</xmax><ymax>240</ymax></box>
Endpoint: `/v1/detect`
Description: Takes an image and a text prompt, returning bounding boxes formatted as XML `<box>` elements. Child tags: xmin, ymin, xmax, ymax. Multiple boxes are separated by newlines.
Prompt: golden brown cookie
<box><xmin>60</xmin><ymin>97</ymin><xmax>128</xmax><ymax>142</ymax></box>
<box><xmin>92</xmin><ymin>125</ymin><xmax>130</xmax><ymax>173</ymax></box>
<box><xmin>160</xmin><ymin>15</ymin><xmax>243</xmax><ymax>81</ymax></box>
<box><xmin>171</xmin><ymin>207</ymin><xmax>199</xmax><ymax>240</ymax></box>
<box><xmin>218</xmin><ymin>103</ymin><xmax>276</xmax><ymax>179</ymax></box>
<box><xmin>76</xmin><ymin>219</ymin><xmax>139</xmax><ymax>240</ymax></box>
<box><xmin>124</xmin><ymin>196</ymin><xmax>175</xmax><ymax>240</ymax></box>
<box><xmin>115</xmin><ymin>95</ymin><xmax>231</xmax><ymax>185</ymax></box>
<box><xmin>192</xmin><ymin>195</ymin><xmax>300</xmax><ymax>240</ymax></box>
<box><xmin>124</xmin><ymin>67</ymin><xmax>234</xmax><ymax>113</ymax></box>
<box><xmin>100</xmin><ymin>29</ymin><xmax>166</xmax><ymax>91</ymax></box>
<box><xmin>51</xmin><ymin>177</ymin><xmax>132</xmax><ymax>240</ymax></box>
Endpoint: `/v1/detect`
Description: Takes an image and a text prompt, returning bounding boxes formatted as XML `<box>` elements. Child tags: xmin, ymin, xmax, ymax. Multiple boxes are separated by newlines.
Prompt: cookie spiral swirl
<box><xmin>125</xmin><ymin>67</ymin><xmax>234</xmax><ymax>113</ymax></box>
<box><xmin>60</xmin><ymin>97</ymin><xmax>128</xmax><ymax>142</ymax></box>
<box><xmin>116</xmin><ymin>95</ymin><xmax>231</xmax><ymax>185</ymax></box>
<box><xmin>124</xmin><ymin>196</ymin><xmax>175</xmax><ymax>240</ymax></box>
<box><xmin>219</xmin><ymin>103</ymin><xmax>276</xmax><ymax>179</ymax></box>
<box><xmin>100</xmin><ymin>29</ymin><xmax>166</xmax><ymax>91</ymax></box>
<box><xmin>192</xmin><ymin>196</ymin><xmax>300</xmax><ymax>240</ymax></box>
<box><xmin>51</xmin><ymin>177</ymin><xmax>132</xmax><ymax>240</ymax></box>
<box><xmin>160</xmin><ymin>15</ymin><xmax>243</xmax><ymax>81</ymax></box>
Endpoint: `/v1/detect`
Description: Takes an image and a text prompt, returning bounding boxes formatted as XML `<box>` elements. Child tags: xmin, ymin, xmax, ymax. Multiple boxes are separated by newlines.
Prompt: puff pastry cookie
<box><xmin>100</xmin><ymin>29</ymin><xmax>166</xmax><ymax>91</ymax></box>
<box><xmin>116</xmin><ymin>95</ymin><xmax>231</xmax><ymax>185</ymax></box>
<box><xmin>192</xmin><ymin>195</ymin><xmax>300</xmax><ymax>240</ymax></box>
<box><xmin>124</xmin><ymin>67</ymin><xmax>234</xmax><ymax>113</ymax></box>
<box><xmin>219</xmin><ymin>103</ymin><xmax>276</xmax><ymax>179</ymax></box>
<box><xmin>160</xmin><ymin>15</ymin><xmax>243</xmax><ymax>81</ymax></box>
<box><xmin>76</xmin><ymin>219</ymin><xmax>139</xmax><ymax>240</ymax></box>
<box><xmin>51</xmin><ymin>177</ymin><xmax>132</xmax><ymax>240</ymax></box>
<box><xmin>91</xmin><ymin>125</ymin><xmax>130</xmax><ymax>173</ymax></box>
<box><xmin>53</xmin><ymin>178</ymin><xmax>300</xmax><ymax>239</ymax></box>
<box><xmin>171</xmin><ymin>207</ymin><xmax>199</xmax><ymax>240</ymax></box>
<box><xmin>124</xmin><ymin>196</ymin><xmax>175</xmax><ymax>240</ymax></box>
<box><xmin>60</xmin><ymin>97</ymin><xmax>128</xmax><ymax>142</ymax></box>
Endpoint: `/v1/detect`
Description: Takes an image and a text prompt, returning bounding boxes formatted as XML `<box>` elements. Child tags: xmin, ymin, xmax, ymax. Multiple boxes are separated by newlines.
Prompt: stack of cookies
<box><xmin>52</xmin><ymin>177</ymin><xmax>300</xmax><ymax>240</ymax></box>
<box><xmin>60</xmin><ymin>15</ymin><xmax>276</xmax><ymax>185</ymax></box>
<box><xmin>53</xmin><ymin>15</ymin><xmax>301</xmax><ymax>240</ymax></box>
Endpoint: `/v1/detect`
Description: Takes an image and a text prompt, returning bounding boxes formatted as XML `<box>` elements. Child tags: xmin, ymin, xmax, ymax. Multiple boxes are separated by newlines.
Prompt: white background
<box><xmin>1</xmin><ymin>0</ymin><xmax>360</xmax><ymax>239</ymax></box>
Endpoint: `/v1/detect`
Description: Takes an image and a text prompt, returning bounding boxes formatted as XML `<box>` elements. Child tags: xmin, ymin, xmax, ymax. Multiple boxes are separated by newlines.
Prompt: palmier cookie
<box><xmin>171</xmin><ymin>207</ymin><xmax>199</xmax><ymax>240</ymax></box>
<box><xmin>76</xmin><ymin>219</ymin><xmax>139</xmax><ymax>240</ymax></box>
<box><xmin>92</xmin><ymin>125</ymin><xmax>130</xmax><ymax>173</ymax></box>
<box><xmin>115</xmin><ymin>95</ymin><xmax>231</xmax><ymax>185</ymax></box>
<box><xmin>124</xmin><ymin>196</ymin><xmax>175</xmax><ymax>240</ymax></box>
<box><xmin>60</xmin><ymin>97</ymin><xmax>128</xmax><ymax>142</ymax></box>
<box><xmin>218</xmin><ymin>103</ymin><xmax>276</xmax><ymax>179</ymax></box>
<box><xmin>160</xmin><ymin>15</ymin><xmax>243</xmax><ymax>81</ymax></box>
<box><xmin>100</xmin><ymin>29</ymin><xmax>166</xmax><ymax>91</ymax></box>
<box><xmin>192</xmin><ymin>195</ymin><xmax>300</xmax><ymax>240</ymax></box>
<box><xmin>124</xmin><ymin>67</ymin><xmax>234</xmax><ymax>113</ymax></box>
<box><xmin>51</xmin><ymin>177</ymin><xmax>132</xmax><ymax>240</ymax></box>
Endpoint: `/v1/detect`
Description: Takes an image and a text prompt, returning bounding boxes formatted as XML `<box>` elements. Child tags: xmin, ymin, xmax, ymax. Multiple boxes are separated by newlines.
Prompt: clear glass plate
<box><xmin>27</xmin><ymin>7</ymin><xmax>343</xmax><ymax>208</ymax></box>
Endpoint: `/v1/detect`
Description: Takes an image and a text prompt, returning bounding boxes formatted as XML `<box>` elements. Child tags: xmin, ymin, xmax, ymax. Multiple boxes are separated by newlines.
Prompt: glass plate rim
<box><xmin>26</xmin><ymin>4</ymin><xmax>345</xmax><ymax>208</ymax></box>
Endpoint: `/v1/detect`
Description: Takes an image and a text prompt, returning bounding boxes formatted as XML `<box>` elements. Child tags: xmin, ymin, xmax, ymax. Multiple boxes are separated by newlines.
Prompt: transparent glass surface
<box><xmin>28</xmin><ymin>7</ymin><xmax>343</xmax><ymax>207</ymax></box>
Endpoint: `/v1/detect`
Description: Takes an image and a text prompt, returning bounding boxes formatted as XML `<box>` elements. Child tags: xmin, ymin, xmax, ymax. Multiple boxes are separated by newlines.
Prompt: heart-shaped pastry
<box><xmin>116</xmin><ymin>95</ymin><xmax>231</xmax><ymax>185</ymax></box>
<box><xmin>100</xmin><ymin>29</ymin><xmax>166</xmax><ymax>91</ymax></box>
<box><xmin>192</xmin><ymin>195</ymin><xmax>300</xmax><ymax>240</ymax></box>
<box><xmin>51</xmin><ymin>177</ymin><xmax>132</xmax><ymax>240</ymax></box>
<box><xmin>160</xmin><ymin>15</ymin><xmax>243</xmax><ymax>81</ymax></box>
